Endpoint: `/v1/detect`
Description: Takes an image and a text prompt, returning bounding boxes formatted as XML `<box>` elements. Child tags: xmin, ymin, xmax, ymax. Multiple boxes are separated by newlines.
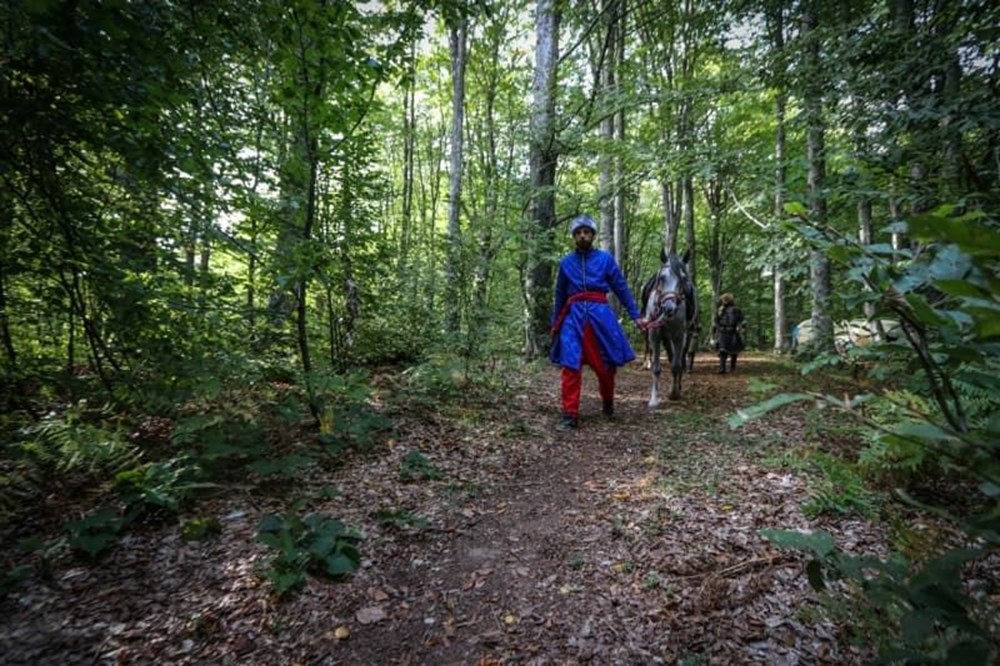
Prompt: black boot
<box><xmin>718</xmin><ymin>355</ymin><xmax>727</xmax><ymax>374</ymax></box>
<box><xmin>602</xmin><ymin>400</ymin><xmax>615</xmax><ymax>420</ymax></box>
<box><xmin>559</xmin><ymin>414</ymin><xmax>579</xmax><ymax>431</ymax></box>
<box><xmin>730</xmin><ymin>356</ymin><xmax>737</xmax><ymax>372</ymax></box>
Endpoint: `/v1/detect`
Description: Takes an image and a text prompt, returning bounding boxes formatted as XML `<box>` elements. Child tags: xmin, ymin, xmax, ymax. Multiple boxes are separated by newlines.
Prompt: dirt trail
<box><xmin>0</xmin><ymin>354</ymin><xmax>881</xmax><ymax>664</ymax></box>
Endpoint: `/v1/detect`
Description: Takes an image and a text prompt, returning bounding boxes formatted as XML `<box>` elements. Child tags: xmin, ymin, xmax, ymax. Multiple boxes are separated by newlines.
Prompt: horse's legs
<box><xmin>669</xmin><ymin>335</ymin><xmax>684</xmax><ymax>400</ymax></box>
<box><xmin>685</xmin><ymin>333</ymin><xmax>696</xmax><ymax>373</ymax></box>
<box><xmin>648</xmin><ymin>334</ymin><xmax>661</xmax><ymax>408</ymax></box>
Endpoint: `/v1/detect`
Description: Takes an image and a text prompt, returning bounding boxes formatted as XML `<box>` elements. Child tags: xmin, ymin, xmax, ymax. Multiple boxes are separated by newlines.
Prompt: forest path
<box><xmin>0</xmin><ymin>354</ymin><xmax>882</xmax><ymax>664</ymax></box>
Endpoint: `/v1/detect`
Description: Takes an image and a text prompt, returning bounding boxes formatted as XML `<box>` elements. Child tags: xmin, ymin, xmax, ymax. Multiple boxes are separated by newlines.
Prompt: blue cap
<box><xmin>569</xmin><ymin>214</ymin><xmax>598</xmax><ymax>235</ymax></box>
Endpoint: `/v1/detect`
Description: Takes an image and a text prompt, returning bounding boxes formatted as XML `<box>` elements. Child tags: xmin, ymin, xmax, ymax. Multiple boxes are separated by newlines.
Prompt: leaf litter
<box><xmin>0</xmin><ymin>354</ymin><xmax>916</xmax><ymax>664</ymax></box>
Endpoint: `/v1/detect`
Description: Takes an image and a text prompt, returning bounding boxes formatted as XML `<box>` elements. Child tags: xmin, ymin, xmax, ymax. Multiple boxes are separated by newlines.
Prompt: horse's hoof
<box><xmin>648</xmin><ymin>400</ymin><xmax>659</xmax><ymax>409</ymax></box>
<box><xmin>668</xmin><ymin>393</ymin><xmax>680</xmax><ymax>401</ymax></box>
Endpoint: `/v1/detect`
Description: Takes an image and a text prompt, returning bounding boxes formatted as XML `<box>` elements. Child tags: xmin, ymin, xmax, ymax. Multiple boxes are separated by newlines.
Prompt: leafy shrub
<box><xmin>247</xmin><ymin>453</ymin><xmax>315</xmax><ymax>477</ymax></box>
<box><xmin>65</xmin><ymin>505</ymin><xmax>124</xmax><ymax>559</ymax></box>
<box><xmin>744</xmin><ymin>206</ymin><xmax>1000</xmax><ymax>663</ymax></box>
<box><xmin>180</xmin><ymin>517</ymin><xmax>223</xmax><ymax>541</ymax></box>
<box><xmin>375</xmin><ymin>508</ymin><xmax>428</xmax><ymax>531</ymax></box>
<box><xmin>0</xmin><ymin>459</ymin><xmax>43</xmax><ymax>526</ymax></box>
<box><xmin>399</xmin><ymin>450</ymin><xmax>441</xmax><ymax>482</ymax></box>
<box><xmin>400</xmin><ymin>355</ymin><xmax>469</xmax><ymax>401</ymax></box>
<box><xmin>309</xmin><ymin>372</ymin><xmax>393</xmax><ymax>454</ymax></box>
<box><xmin>762</xmin><ymin>529</ymin><xmax>997</xmax><ymax>663</ymax></box>
<box><xmin>256</xmin><ymin>506</ymin><xmax>362</xmax><ymax>597</ymax></box>
<box><xmin>115</xmin><ymin>458</ymin><xmax>211</xmax><ymax>522</ymax></box>
<box><xmin>171</xmin><ymin>408</ymin><xmax>268</xmax><ymax>475</ymax></box>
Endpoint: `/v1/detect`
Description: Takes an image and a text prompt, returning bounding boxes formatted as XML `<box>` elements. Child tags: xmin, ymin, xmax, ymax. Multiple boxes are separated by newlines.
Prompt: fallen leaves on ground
<box><xmin>0</xmin><ymin>354</ymin><xmax>932</xmax><ymax>664</ymax></box>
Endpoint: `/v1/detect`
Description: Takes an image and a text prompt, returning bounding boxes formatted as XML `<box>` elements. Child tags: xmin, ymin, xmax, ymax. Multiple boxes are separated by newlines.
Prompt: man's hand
<box><xmin>634</xmin><ymin>318</ymin><xmax>647</xmax><ymax>331</ymax></box>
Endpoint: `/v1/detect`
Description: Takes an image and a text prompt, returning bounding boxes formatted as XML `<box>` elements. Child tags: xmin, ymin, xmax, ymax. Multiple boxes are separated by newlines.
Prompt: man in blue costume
<box><xmin>549</xmin><ymin>215</ymin><xmax>645</xmax><ymax>429</ymax></box>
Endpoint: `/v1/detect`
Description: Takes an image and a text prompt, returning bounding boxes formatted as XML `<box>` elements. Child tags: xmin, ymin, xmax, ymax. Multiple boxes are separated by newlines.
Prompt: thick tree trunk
<box><xmin>524</xmin><ymin>0</ymin><xmax>560</xmax><ymax>359</ymax></box>
<box><xmin>803</xmin><ymin>2</ymin><xmax>834</xmax><ymax>352</ymax></box>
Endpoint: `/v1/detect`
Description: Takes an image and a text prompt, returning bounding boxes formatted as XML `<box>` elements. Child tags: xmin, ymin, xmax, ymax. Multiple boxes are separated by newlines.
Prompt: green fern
<box><xmin>951</xmin><ymin>372</ymin><xmax>1000</xmax><ymax>426</ymax></box>
<box><xmin>0</xmin><ymin>460</ymin><xmax>43</xmax><ymax>526</ymax></box>
<box><xmin>18</xmin><ymin>401</ymin><xmax>140</xmax><ymax>478</ymax></box>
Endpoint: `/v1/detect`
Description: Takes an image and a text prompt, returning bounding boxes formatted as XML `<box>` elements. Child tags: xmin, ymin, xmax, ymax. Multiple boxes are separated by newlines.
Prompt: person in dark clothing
<box><xmin>712</xmin><ymin>293</ymin><xmax>745</xmax><ymax>373</ymax></box>
<box><xmin>549</xmin><ymin>214</ymin><xmax>645</xmax><ymax>429</ymax></box>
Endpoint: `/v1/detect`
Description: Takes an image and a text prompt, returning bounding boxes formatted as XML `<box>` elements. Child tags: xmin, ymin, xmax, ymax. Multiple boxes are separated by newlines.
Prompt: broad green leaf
<box><xmin>891</xmin><ymin>421</ymin><xmax>955</xmax><ymax>444</ymax></box>
<box><xmin>309</xmin><ymin>535</ymin><xmax>336</xmax><ymax>558</ymax></box>
<box><xmin>805</xmin><ymin>559</ymin><xmax>826</xmax><ymax>591</ymax></box>
<box><xmin>784</xmin><ymin>201</ymin><xmax>808</xmax><ymax>217</ymax></box>
<box><xmin>928</xmin><ymin>245</ymin><xmax>972</xmax><ymax>282</ymax></box>
<box><xmin>907</xmin><ymin>214</ymin><xmax>1000</xmax><ymax>256</ymax></box>
<box><xmin>972</xmin><ymin>316</ymin><xmax>1000</xmax><ymax>340</ymax></box>
<box><xmin>72</xmin><ymin>533</ymin><xmax>118</xmax><ymax>558</ymax></box>
<box><xmin>727</xmin><ymin>393</ymin><xmax>813</xmax><ymax>428</ymax></box>
<box><xmin>901</xmin><ymin>609</ymin><xmax>935</xmax><ymax>645</ymax></box>
<box><xmin>759</xmin><ymin>528</ymin><xmax>836</xmax><ymax>557</ymax></box>
<box><xmin>934</xmin><ymin>279</ymin><xmax>990</xmax><ymax>299</ymax></box>
<box><xmin>258</xmin><ymin>515</ymin><xmax>284</xmax><ymax>533</ymax></box>
<box><xmin>944</xmin><ymin>640</ymin><xmax>992</xmax><ymax>666</ymax></box>
<box><xmin>324</xmin><ymin>553</ymin><xmax>359</xmax><ymax>576</ymax></box>
<box><xmin>903</xmin><ymin>294</ymin><xmax>947</xmax><ymax>327</ymax></box>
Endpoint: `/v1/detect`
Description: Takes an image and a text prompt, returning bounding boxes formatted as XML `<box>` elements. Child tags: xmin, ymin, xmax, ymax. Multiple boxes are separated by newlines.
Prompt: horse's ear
<box><xmin>682</xmin><ymin>248</ymin><xmax>691</xmax><ymax>265</ymax></box>
<box><xmin>660</xmin><ymin>246</ymin><xmax>667</xmax><ymax>264</ymax></box>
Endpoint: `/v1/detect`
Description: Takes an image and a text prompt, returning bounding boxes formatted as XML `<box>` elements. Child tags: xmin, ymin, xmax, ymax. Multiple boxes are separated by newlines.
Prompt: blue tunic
<box><xmin>549</xmin><ymin>248</ymin><xmax>641</xmax><ymax>370</ymax></box>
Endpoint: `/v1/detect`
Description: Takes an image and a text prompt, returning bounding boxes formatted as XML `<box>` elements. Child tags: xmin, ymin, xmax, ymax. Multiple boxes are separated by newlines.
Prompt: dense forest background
<box><xmin>2</xmin><ymin>0</ymin><xmax>998</xmax><ymax>661</ymax></box>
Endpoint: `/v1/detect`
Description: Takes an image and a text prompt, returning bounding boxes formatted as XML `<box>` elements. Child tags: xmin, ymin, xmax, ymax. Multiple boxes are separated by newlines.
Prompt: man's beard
<box><xmin>575</xmin><ymin>238</ymin><xmax>593</xmax><ymax>252</ymax></box>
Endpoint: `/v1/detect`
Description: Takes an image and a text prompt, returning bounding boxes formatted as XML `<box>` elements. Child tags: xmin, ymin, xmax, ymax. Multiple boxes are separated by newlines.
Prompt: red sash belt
<box><xmin>551</xmin><ymin>291</ymin><xmax>607</xmax><ymax>337</ymax></box>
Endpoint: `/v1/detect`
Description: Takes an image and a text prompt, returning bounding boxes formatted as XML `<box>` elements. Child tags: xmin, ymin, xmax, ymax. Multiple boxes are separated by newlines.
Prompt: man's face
<box><xmin>573</xmin><ymin>228</ymin><xmax>595</xmax><ymax>251</ymax></box>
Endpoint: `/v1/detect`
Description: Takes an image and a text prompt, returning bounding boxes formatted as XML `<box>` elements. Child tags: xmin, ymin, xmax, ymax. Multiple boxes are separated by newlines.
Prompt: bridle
<box><xmin>645</xmin><ymin>285</ymin><xmax>685</xmax><ymax>330</ymax></box>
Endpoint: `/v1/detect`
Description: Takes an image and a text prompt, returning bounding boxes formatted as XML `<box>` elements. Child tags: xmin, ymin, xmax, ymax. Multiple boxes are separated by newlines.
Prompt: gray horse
<box><xmin>641</xmin><ymin>249</ymin><xmax>698</xmax><ymax>407</ymax></box>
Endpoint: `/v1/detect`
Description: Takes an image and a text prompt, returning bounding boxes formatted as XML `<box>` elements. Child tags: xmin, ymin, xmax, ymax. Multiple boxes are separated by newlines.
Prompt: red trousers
<box><xmin>561</xmin><ymin>324</ymin><xmax>615</xmax><ymax>417</ymax></box>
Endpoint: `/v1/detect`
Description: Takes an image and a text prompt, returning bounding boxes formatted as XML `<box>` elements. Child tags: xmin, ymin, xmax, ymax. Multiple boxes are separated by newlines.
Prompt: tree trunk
<box><xmin>599</xmin><ymin>0</ymin><xmax>617</xmax><ymax>255</ymax></box>
<box><xmin>445</xmin><ymin>16</ymin><xmax>468</xmax><ymax>335</ymax></box>
<box><xmin>770</xmin><ymin>1</ymin><xmax>790</xmax><ymax>353</ymax></box>
<box><xmin>858</xmin><ymin>195</ymin><xmax>876</xmax><ymax>323</ymax></box>
<box><xmin>0</xmin><ymin>262</ymin><xmax>15</xmax><ymax>371</ymax></box>
<box><xmin>803</xmin><ymin>1</ymin><xmax>834</xmax><ymax>352</ymax></box>
<box><xmin>613</xmin><ymin>0</ymin><xmax>626</xmax><ymax>271</ymax></box>
<box><xmin>661</xmin><ymin>181</ymin><xmax>681</xmax><ymax>255</ymax></box>
<box><xmin>682</xmin><ymin>175</ymin><xmax>695</xmax><ymax>278</ymax></box>
<box><xmin>401</xmin><ymin>40</ymin><xmax>416</xmax><ymax>266</ymax></box>
<box><xmin>524</xmin><ymin>0</ymin><xmax>560</xmax><ymax>358</ymax></box>
<box><xmin>297</xmin><ymin>150</ymin><xmax>319</xmax><ymax>419</ymax></box>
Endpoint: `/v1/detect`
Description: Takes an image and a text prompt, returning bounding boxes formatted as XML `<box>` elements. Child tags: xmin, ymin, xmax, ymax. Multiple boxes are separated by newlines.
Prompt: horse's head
<box><xmin>645</xmin><ymin>252</ymin><xmax>688</xmax><ymax>325</ymax></box>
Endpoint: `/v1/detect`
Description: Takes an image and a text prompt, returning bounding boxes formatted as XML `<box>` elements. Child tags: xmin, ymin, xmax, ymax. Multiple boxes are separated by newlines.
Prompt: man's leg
<box><xmin>581</xmin><ymin>324</ymin><xmax>616</xmax><ymax>417</ymax></box>
<box><xmin>718</xmin><ymin>352</ymin><xmax>728</xmax><ymax>374</ymax></box>
<box><xmin>560</xmin><ymin>366</ymin><xmax>582</xmax><ymax>428</ymax></box>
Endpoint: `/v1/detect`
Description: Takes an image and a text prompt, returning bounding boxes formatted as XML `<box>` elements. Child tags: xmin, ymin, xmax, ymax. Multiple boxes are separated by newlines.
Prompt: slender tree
<box><xmin>445</xmin><ymin>13</ymin><xmax>469</xmax><ymax>334</ymax></box>
<box><xmin>768</xmin><ymin>0</ymin><xmax>791</xmax><ymax>352</ymax></box>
